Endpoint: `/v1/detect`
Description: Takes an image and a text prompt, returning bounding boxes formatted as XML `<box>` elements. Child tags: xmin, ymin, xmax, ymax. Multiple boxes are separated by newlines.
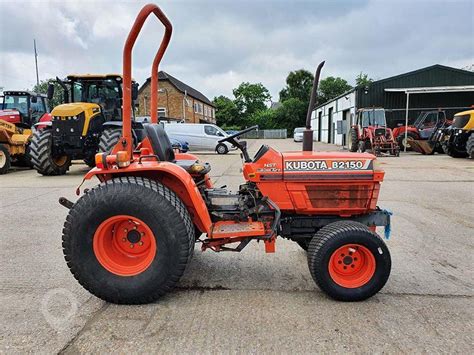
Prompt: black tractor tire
<box><xmin>349</xmin><ymin>128</ymin><xmax>358</xmax><ymax>152</ymax></box>
<box><xmin>466</xmin><ymin>134</ymin><xmax>474</xmax><ymax>159</ymax></box>
<box><xmin>98</xmin><ymin>128</ymin><xmax>122</xmax><ymax>154</ymax></box>
<box><xmin>62</xmin><ymin>177</ymin><xmax>195</xmax><ymax>304</ymax></box>
<box><xmin>216</xmin><ymin>143</ymin><xmax>229</xmax><ymax>155</ymax></box>
<box><xmin>444</xmin><ymin>143</ymin><xmax>468</xmax><ymax>158</ymax></box>
<box><xmin>29</xmin><ymin>129</ymin><xmax>72</xmax><ymax>176</ymax></box>
<box><xmin>307</xmin><ymin>221</ymin><xmax>391</xmax><ymax>302</ymax></box>
<box><xmin>397</xmin><ymin>132</ymin><xmax>418</xmax><ymax>151</ymax></box>
<box><xmin>0</xmin><ymin>144</ymin><xmax>11</xmax><ymax>174</ymax></box>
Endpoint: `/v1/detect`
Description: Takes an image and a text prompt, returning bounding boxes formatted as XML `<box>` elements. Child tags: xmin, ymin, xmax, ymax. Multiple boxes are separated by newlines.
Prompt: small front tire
<box><xmin>307</xmin><ymin>221</ymin><xmax>391</xmax><ymax>301</ymax></box>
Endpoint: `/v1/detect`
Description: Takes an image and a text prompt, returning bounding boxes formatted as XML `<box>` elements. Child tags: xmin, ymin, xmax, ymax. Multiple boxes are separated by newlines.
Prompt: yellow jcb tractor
<box><xmin>430</xmin><ymin>109</ymin><xmax>474</xmax><ymax>158</ymax></box>
<box><xmin>29</xmin><ymin>74</ymin><xmax>142</xmax><ymax>175</ymax></box>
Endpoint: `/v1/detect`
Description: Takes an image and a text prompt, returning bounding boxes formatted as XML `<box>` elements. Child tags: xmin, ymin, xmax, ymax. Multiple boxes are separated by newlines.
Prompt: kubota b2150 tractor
<box><xmin>60</xmin><ymin>4</ymin><xmax>393</xmax><ymax>304</ymax></box>
<box><xmin>350</xmin><ymin>108</ymin><xmax>399</xmax><ymax>157</ymax></box>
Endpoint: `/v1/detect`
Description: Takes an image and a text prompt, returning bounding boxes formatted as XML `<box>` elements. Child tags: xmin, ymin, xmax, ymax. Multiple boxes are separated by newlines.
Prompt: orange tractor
<box><xmin>60</xmin><ymin>4</ymin><xmax>392</xmax><ymax>304</ymax></box>
<box><xmin>350</xmin><ymin>108</ymin><xmax>400</xmax><ymax>156</ymax></box>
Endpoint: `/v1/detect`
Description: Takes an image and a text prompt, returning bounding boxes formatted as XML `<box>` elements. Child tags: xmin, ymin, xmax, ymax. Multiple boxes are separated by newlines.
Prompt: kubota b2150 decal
<box><xmin>284</xmin><ymin>159</ymin><xmax>372</xmax><ymax>171</ymax></box>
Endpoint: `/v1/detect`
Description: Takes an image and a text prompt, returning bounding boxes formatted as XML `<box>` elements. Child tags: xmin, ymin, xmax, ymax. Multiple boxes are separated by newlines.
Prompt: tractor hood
<box><xmin>51</xmin><ymin>102</ymin><xmax>101</xmax><ymax>118</ymax></box>
<box><xmin>0</xmin><ymin>109</ymin><xmax>21</xmax><ymax>124</ymax></box>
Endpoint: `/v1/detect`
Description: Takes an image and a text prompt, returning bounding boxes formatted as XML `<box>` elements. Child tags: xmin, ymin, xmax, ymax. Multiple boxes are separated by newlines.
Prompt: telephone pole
<box><xmin>34</xmin><ymin>39</ymin><xmax>39</xmax><ymax>86</ymax></box>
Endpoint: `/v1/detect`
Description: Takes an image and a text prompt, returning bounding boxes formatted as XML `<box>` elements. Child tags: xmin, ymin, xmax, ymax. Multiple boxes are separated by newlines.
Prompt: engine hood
<box><xmin>0</xmin><ymin>109</ymin><xmax>21</xmax><ymax>124</ymax></box>
<box><xmin>51</xmin><ymin>102</ymin><xmax>101</xmax><ymax>117</ymax></box>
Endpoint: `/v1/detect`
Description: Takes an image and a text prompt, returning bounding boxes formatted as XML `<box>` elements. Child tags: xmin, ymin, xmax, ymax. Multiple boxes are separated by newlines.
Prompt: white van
<box><xmin>162</xmin><ymin>123</ymin><xmax>236</xmax><ymax>154</ymax></box>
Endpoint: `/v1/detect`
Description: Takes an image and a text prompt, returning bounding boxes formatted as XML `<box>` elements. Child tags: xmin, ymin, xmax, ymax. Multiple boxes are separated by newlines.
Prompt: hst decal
<box><xmin>284</xmin><ymin>159</ymin><xmax>372</xmax><ymax>171</ymax></box>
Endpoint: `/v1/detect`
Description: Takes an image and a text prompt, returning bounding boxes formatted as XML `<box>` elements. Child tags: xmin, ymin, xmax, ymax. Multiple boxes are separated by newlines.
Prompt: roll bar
<box><xmin>120</xmin><ymin>3</ymin><xmax>172</xmax><ymax>158</ymax></box>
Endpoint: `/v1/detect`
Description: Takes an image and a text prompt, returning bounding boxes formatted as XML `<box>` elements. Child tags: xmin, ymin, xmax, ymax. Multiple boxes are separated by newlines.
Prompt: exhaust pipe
<box><xmin>302</xmin><ymin>61</ymin><xmax>325</xmax><ymax>152</ymax></box>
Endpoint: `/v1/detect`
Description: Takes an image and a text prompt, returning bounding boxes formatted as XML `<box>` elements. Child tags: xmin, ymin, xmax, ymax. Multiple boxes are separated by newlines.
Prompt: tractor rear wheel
<box><xmin>62</xmin><ymin>177</ymin><xmax>194</xmax><ymax>304</ymax></box>
<box><xmin>349</xmin><ymin>128</ymin><xmax>358</xmax><ymax>152</ymax></box>
<box><xmin>307</xmin><ymin>221</ymin><xmax>391</xmax><ymax>301</ymax></box>
<box><xmin>29</xmin><ymin>129</ymin><xmax>71</xmax><ymax>175</ymax></box>
<box><xmin>466</xmin><ymin>134</ymin><xmax>474</xmax><ymax>159</ymax></box>
<box><xmin>0</xmin><ymin>144</ymin><xmax>11</xmax><ymax>174</ymax></box>
<box><xmin>98</xmin><ymin>128</ymin><xmax>122</xmax><ymax>154</ymax></box>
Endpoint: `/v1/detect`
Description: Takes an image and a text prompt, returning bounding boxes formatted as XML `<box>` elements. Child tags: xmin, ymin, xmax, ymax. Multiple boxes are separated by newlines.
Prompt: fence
<box><xmin>241</xmin><ymin>129</ymin><xmax>287</xmax><ymax>139</ymax></box>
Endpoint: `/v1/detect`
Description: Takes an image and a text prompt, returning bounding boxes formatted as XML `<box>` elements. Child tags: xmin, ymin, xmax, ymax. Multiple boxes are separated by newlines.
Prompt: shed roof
<box><xmin>140</xmin><ymin>71</ymin><xmax>215</xmax><ymax>107</ymax></box>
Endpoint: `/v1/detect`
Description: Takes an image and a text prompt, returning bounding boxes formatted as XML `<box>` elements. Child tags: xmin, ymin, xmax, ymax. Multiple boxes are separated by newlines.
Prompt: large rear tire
<box><xmin>29</xmin><ymin>129</ymin><xmax>71</xmax><ymax>175</ymax></box>
<box><xmin>349</xmin><ymin>128</ymin><xmax>358</xmax><ymax>152</ymax></box>
<box><xmin>466</xmin><ymin>134</ymin><xmax>474</xmax><ymax>159</ymax></box>
<box><xmin>0</xmin><ymin>144</ymin><xmax>11</xmax><ymax>175</ymax></box>
<box><xmin>62</xmin><ymin>177</ymin><xmax>195</xmax><ymax>304</ymax></box>
<box><xmin>98</xmin><ymin>128</ymin><xmax>122</xmax><ymax>154</ymax></box>
<box><xmin>307</xmin><ymin>221</ymin><xmax>391</xmax><ymax>301</ymax></box>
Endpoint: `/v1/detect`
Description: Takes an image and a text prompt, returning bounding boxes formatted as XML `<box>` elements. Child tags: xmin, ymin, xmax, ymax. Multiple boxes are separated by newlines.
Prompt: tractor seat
<box><xmin>144</xmin><ymin>124</ymin><xmax>211</xmax><ymax>175</ymax></box>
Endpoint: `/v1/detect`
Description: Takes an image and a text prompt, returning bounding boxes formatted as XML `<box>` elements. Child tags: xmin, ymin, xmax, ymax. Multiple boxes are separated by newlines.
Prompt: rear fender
<box><xmin>82</xmin><ymin>162</ymin><xmax>212</xmax><ymax>234</ymax></box>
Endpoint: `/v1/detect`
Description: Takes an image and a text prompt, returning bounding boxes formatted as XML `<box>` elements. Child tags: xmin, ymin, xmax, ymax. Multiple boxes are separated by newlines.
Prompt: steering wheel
<box><xmin>218</xmin><ymin>125</ymin><xmax>258</xmax><ymax>162</ymax></box>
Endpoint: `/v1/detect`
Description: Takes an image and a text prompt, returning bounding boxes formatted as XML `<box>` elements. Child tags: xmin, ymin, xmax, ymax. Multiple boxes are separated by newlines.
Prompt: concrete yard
<box><xmin>0</xmin><ymin>139</ymin><xmax>472</xmax><ymax>353</ymax></box>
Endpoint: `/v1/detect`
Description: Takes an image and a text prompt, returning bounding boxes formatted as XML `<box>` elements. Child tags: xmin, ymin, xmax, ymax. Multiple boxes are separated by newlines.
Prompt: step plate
<box><xmin>211</xmin><ymin>221</ymin><xmax>266</xmax><ymax>239</ymax></box>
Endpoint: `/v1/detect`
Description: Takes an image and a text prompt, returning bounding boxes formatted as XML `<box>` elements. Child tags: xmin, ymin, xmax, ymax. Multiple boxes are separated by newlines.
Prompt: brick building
<box><xmin>137</xmin><ymin>71</ymin><xmax>216</xmax><ymax>123</ymax></box>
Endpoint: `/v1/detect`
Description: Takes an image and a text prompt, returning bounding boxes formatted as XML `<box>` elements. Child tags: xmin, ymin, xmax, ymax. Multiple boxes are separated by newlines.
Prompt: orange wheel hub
<box><xmin>328</xmin><ymin>244</ymin><xmax>376</xmax><ymax>288</ymax></box>
<box><xmin>93</xmin><ymin>215</ymin><xmax>156</xmax><ymax>276</ymax></box>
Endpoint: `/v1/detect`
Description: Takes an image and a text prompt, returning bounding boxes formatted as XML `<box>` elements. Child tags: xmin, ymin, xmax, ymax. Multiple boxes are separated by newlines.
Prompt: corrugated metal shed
<box><xmin>355</xmin><ymin>64</ymin><xmax>474</xmax><ymax>126</ymax></box>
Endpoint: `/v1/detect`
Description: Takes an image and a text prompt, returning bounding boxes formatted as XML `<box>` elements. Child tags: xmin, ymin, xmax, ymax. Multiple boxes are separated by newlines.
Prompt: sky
<box><xmin>0</xmin><ymin>0</ymin><xmax>473</xmax><ymax>101</ymax></box>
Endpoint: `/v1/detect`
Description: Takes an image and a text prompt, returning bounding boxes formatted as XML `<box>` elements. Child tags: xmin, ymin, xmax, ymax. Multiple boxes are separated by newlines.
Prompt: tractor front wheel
<box><xmin>0</xmin><ymin>144</ymin><xmax>11</xmax><ymax>174</ymax></box>
<box><xmin>29</xmin><ymin>129</ymin><xmax>71</xmax><ymax>175</ymax></box>
<box><xmin>397</xmin><ymin>132</ymin><xmax>418</xmax><ymax>151</ymax></box>
<box><xmin>62</xmin><ymin>177</ymin><xmax>194</xmax><ymax>304</ymax></box>
<box><xmin>349</xmin><ymin>128</ymin><xmax>358</xmax><ymax>152</ymax></box>
<box><xmin>307</xmin><ymin>221</ymin><xmax>391</xmax><ymax>301</ymax></box>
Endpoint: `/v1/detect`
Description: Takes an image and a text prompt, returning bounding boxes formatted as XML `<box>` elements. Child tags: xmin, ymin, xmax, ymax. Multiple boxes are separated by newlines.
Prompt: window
<box><xmin>3</xmin><ymin>95</ymin><xmax>28</xmax><ymax>116</ymax></box>
<box><xmin>204</xmin><ymin>125</ymin><xmax>225</xmax><ymax>137</ymax></box>
<box><xmin>157</xmin><ymin>107</ymin><xmax>166</xmax><ymax>118</ymax></box>
<box><xmin>194</xmin><ymin>102</ymin><xmax>203</xmax><ymax>114</ymax></box>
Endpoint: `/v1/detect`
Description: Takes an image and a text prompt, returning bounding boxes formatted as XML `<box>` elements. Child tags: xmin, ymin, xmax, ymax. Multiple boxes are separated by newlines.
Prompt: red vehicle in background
<box><xmin>392</xmin><ymin>110</ymin><xmax>451</xmax><ymax>151</ymax></box>
<box><xmin>349</xmin><ymin>108</ymin><xmax>399</xmax><ymax>157</ymax></box>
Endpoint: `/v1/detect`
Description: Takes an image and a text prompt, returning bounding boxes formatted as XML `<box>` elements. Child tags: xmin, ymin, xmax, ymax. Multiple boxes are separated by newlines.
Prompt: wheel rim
<box><xmin>218</xmin><ymin>145</ymin><xmax>225</xmax><ymax>153</ymax></box>
<box><xmin>328</xmin><ymin>244</ymin><xmax>376</xmax><ymax>288</ymax></box>
<box><xmin>0</xmin><ymin>151</ymin><xmax>5</xmax><ymax>168</ymax></box>
<box><xmin>93</xmin><ymin>215</ymin><xmax>157</xmax><ymax>276</ymax></box>
<box><xmin>53</xmin><ymin>155</ymin><xmax>68</xmax><ymax>166</ymax></box>
<box><xmin>402</xmin><ymin>137</ymin><xmax>411</xmax><ymax>148</ymax></box>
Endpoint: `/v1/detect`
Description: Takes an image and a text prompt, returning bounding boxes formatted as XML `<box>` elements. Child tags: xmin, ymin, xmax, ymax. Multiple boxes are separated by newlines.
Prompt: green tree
<box><xmin>31</xmin><ymin>78</ymin><xmax>64</xmax><ymax>108</ymax></box>
<box><xmin>273</xmin><ymin>98</ymin><xmax>308</xmax><ymax>134</ymax></box>
<box><xmin>248</xmin><ymin>108</ymin><xmax>277</xmax><ymax>129</ymax></box>
<box><xmin>279</xmin><ymin>69</ymin><xmax>314</xmax><ymax>103</ymax></box>
<box><xmin>355</xmin><ymin>72</ymin><xmax>373</xmax><ymax>87</ymax></box>
<box><xmin>213</xmin><ymin>95</ymin><xmax>239</xmax><ymax>128</ymax></box>
<box><xmin>232</xmin><ymin>82</ymin><xmax>271</xmax><ymax>124</ymax></box>
<box><xmin>318</xmin><ymin>76</ymin><xmax>352</xmax><ymax>105</ymax></box>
